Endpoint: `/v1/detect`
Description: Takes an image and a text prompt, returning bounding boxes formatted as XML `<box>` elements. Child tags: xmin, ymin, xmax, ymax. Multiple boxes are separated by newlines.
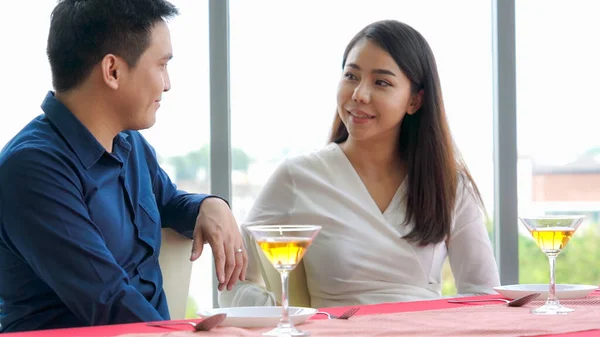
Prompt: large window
<box><xmin>229</xmin><ymin>0</ymin><xmax>494</xmax><ymax>295</ymax></box>
<box><xmin>516</xmin><ymin>0</ymin><xmax>600</xmax><ymax>284</ymax></box>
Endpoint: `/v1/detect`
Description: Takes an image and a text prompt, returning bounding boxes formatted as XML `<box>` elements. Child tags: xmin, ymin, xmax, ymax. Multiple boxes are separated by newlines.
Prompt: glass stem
<box><xmin>547</xmin><ymin>255</ymin><xmax>558</xmax><ymax>305</ymax></box>
<box><xmin>279</xmin><ymin>270</ymin><xmax>292</xmax><ymax>327</ymax></box>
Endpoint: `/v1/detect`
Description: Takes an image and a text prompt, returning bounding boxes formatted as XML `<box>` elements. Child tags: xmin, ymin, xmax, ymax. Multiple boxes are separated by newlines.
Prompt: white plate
<box><xmin>494</xmin><ymin>284</ymin><xmax>598</xmax><ymax>300</ymax></box>
<box><xmin>196</xmin><ymin>306</ymin><xmax>317</xmax><ymax>328</ymax></box>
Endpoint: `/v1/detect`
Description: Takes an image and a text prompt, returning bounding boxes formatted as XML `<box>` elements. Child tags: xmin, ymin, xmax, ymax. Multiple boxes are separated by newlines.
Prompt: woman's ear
<box><xmin>407</xmin><ymin>89</ymin><xmax>424</xmax><ymax>115</ymax></box>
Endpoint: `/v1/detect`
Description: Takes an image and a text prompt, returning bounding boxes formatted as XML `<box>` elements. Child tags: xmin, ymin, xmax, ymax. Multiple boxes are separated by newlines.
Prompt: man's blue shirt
<box><xmin>0</xmin><ymin>92</ymin><xmax>210</xmax><ymax>332</ymax></box>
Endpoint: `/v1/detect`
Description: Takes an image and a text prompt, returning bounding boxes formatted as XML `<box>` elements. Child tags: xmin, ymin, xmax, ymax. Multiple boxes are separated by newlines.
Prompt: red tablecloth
<box><xmin>5</xmin><ymin>293</ymin><xmax>599</xmax><ymax>337</ymax></box>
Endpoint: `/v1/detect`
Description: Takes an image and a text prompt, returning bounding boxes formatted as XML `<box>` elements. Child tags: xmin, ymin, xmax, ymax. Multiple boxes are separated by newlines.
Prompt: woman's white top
<box><xmin>219</xmin><ymin>143</ymin><xmax>500</xmax><ymax>308</ymax></box>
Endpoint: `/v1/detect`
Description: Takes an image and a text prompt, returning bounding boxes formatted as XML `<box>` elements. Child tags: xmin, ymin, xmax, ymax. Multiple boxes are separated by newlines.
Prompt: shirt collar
<box><xmin>41</xmin><ymin>91</ymin><xmax>123</xmax><ymax>169</ymax></box>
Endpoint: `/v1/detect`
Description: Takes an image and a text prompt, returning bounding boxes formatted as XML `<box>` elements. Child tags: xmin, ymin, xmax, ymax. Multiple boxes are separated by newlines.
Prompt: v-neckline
<box><xmin>331</xmin><ymin>143</ymin><xmax>406</xmax><ymax>216</ymax></box>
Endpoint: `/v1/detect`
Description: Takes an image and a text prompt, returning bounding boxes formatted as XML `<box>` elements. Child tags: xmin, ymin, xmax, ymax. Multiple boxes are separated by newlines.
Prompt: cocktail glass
<box><xmin>519</xmin><ymin>215</ymin><xmax>585</xmax><ymax>314</ymax></box>
<box><xmin>247</xmin><ymin>225</ymin><xmax>322</xmax><ymax>336</ymax></box>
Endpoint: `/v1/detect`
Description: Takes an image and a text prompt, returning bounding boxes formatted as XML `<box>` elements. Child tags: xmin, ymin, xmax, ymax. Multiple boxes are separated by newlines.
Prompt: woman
<box><xmin>219</xmin><ymin>20</ymin><xmax>499</xmax><ymax>308</ymax></box>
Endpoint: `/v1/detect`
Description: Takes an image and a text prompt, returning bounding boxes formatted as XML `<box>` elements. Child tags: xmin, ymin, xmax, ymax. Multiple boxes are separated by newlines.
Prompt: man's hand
<box><xmin>191</xmin><ymin>197</ymin><xmax>248</xmax><ymax>291</ymax></box>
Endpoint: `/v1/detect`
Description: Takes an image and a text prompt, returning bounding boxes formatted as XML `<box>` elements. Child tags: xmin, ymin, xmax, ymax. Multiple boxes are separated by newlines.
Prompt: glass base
<box><xmin>531</xmin><ymin>301</ymin><xmax>574</xmax><ymax>315</ymax></box>
<box><xmin>262</xmin><ymin>325</ymin><xmax>310</xmax><ymax>336</ymax></box>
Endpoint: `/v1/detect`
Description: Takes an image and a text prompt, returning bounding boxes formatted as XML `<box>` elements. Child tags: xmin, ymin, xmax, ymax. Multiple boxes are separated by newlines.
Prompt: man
<box><xmin>0</xmin><ymin>0</ymin><xmax>247</xmax><ymax>332</ymax></box>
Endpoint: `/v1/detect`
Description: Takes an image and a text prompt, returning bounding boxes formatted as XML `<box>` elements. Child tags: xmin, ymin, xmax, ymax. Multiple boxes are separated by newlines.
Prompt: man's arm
<box><xmin>142</xmin><ymin>138</ymin><xmax>246</xmax><ymax>291</ymax></box>
<box><xmin>137</xmin><ymin>133</ymin><xmax>225</xmax><ymax>238</ymax></box>
<box><xmin>152</xmin><ymin>164</ymin><xmax>217</xmax><ymax>238</ymax></box>
<box><xmin>151</xmin><ymin>164</ymin><xmax>246</xmax><ymax>290</ymax></box>
<box><xmin>0</xmin><ymin>149</ymin><xmax>164</xmax><ymax>325</ymax></box>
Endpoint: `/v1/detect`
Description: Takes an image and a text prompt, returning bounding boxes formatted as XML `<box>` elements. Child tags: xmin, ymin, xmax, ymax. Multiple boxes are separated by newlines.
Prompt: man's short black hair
<box><xmin>47</xmin><ymin>0</ymin><xmax>179</xmax><ymax>92</ymax></box>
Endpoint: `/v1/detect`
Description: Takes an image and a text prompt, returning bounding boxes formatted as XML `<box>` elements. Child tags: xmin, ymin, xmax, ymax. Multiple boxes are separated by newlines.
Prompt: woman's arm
<box><xmin>448</xmin><ymin>178</ymin><xmax>500</xmax><ymax>296</ymax></box>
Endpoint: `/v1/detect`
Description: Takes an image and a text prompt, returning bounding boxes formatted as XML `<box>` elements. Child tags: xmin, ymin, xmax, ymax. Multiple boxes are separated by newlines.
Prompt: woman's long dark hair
<box><xmin>330</xmin><ymin>20</ymin><xmax>484</xmax><ymax>246</ymax></box>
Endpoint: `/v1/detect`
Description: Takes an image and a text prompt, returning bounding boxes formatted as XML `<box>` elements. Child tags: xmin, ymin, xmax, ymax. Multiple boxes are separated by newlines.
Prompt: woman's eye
<box><xmin>375</xmin><ymin>80</ymin><xmax>391</xmax><ymax>87</ymax></box>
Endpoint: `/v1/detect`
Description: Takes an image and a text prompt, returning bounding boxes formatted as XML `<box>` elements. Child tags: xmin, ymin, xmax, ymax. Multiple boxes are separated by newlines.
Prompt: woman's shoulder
<box><xmin>284</xmin><ymin>142</ymin><xmax>342</xmax><ymax>169</ymax></box>
<box><xmin>454</xmin><ymin>169</ymin><xmax>480</xmax><ymax>199</ymax></box>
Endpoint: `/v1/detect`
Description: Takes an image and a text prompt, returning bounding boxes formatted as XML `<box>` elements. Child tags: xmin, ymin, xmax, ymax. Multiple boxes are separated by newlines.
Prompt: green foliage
<box><xmin>231</xmin><ymin>147</ymin><xmax>252</xmax><ymax>173</ymax></box>
<box><xmin>169</xmin><ymin>145</ymin><xmax>209</xmax><ymax>181</ymax></box>
<box><xmin>168</xmin><ymin>145</ymin><xmax>253</xmax><ymax>181</ymax></box>
<box><xmin>442</xmin><ymin>260</ymin><xmax>456</xmax><ymax>295</ymax></box>
<box><xmin>185</xmin><ymin>295</ymin><xmax>199</xmax><ymax>319</ymax></box>
<box><xmin>519</xmin><ymin>224</ymin><xmax>600</xmax><ymax>285</ymax></box>
<box><xmin>442</xmin><ymin>222</ymin><xmax>600</xmax><ymax>296</ymax></box>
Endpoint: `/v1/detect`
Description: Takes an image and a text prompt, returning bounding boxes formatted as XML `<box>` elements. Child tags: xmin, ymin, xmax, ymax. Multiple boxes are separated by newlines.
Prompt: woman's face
<box><xmin>336</xmin><ymin>39</ymin><xmax>421</xmax><ymax>143</ymax></box>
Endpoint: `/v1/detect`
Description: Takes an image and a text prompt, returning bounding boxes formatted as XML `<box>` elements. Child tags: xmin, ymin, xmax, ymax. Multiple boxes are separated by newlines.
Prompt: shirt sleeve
<box><xmin>448</xmin><ymin>176</ymin><xmax>501</xmax><ymax>296</ymax></box>
<box><xmin>218</xmin><ymin>160</ymin><xmax>295</xmax><ymax>307</ymax></box>
<box><xmin>152</xmin><ymin>164</ymin><xmax>215</xmax><ymax>238</ymax></box>
<box><xmin>0</xmin><ymin>148</ymin><xmax>164</xmax><ymax>325</ymax></box>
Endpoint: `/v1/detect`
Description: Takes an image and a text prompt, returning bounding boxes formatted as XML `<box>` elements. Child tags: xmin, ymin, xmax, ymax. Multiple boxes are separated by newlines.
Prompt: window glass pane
<box><xmin>516</xmin><ymin>0</ymin><xmax>600</xmax><ymax>284</ymax></box>
<box><xmin>1</xmin><ymin>2</ymin><xmax>56</xmax><ymax>147</ymax></box>
<box><xmin>140</xmin><ymin>0</ymin><xmax>213</xmax><ymax>314</ymax></box>
<box><xmin>230</xmin><ymin>0</ymin><xmax>494</xmax><ymax>296</ymax></box>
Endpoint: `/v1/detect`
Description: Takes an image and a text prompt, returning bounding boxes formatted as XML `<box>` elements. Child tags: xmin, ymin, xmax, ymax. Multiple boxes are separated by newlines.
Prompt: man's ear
<box><xmin>100</xmin><ymin>54</ymin><xmax>123</xmax><ymax>90</ymax></box>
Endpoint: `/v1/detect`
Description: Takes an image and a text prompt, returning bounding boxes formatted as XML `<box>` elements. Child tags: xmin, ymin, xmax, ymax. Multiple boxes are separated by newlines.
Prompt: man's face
<box><xmin>115</xmin><ymin>20</ymin><xmax>173</xmax><ymax>131</ymax></box>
